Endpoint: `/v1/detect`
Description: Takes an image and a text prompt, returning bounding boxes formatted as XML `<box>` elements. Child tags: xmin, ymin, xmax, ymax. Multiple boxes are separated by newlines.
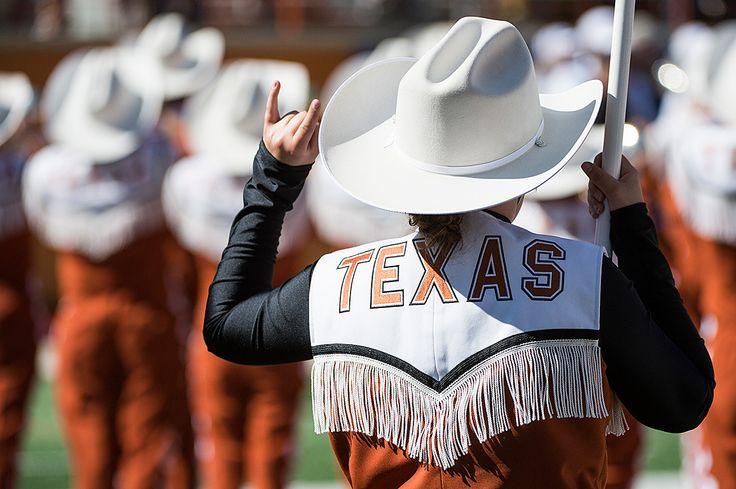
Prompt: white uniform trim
<box><xmin>313</xmin><ymin>340</ymin><xmax>626</xmax><ymax>469</ymax></box>
<box><xmin>22</xmin><ymin>142</ymin><xmax>169</xmax><ymax>260</ymax></box>
<box><xmin>668</xmin><ymin>123</ymin><xmax>736</xmax><ymax>244</ymax></box>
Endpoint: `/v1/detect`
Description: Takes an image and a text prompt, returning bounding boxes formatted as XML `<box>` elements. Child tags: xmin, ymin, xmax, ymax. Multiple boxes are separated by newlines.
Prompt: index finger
<box><xmin>264</xmin><ymin>81</ymin><xmax>281</xmax><ymax>126</ymax></box>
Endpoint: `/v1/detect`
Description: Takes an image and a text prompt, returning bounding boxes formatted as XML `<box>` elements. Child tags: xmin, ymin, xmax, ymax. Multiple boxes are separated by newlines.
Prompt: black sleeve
<box><xmin>203</xmin><ymin>142</ymin><xmax>314</xmax><ymax>365</ymax></box>
<box><xmin>599</xmin><ymin>203</ymin><xmax>714</xmax><ymax>433</ymax></box>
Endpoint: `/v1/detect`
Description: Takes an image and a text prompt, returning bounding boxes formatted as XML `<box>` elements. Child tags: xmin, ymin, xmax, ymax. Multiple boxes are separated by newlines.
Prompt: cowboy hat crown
<box><xmin>319</xmin><ymin>16</ymin><xmax>602</xmax><ymax>214</ymax></box>
<box><xmin>395</xmin><ymin>18</ymin><xmax>543</xmax><ymax>172</ymax></box>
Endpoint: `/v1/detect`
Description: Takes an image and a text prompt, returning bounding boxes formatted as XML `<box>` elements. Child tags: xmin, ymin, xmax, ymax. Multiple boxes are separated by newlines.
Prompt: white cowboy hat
<box><xmin>41</xmin><ymin>47</ymin><xmax>163</xmax><ymax>163</ymax></box>
<box><xmin>185</xmin><ymin>59</ymin><xmax>310</xmax><ymax>175</ymax></box>
<box><xmin>319</xmin><ymin>17</ymin><xmax>602</xmax><ymax>214</ymax></box>
<box><xmin>0</xmin><ymin>72</ymin><xmax>34</xmax><ymax>147</ymax></box>
<box><xmin>530</xmin><ymin>123</ymin><xmax>641</xmax><ymax>201</ymax></box>
<box><xmin>127</xmin><ymin>13</ymin><xmax>225</xmax><ymax>100</ymax></box>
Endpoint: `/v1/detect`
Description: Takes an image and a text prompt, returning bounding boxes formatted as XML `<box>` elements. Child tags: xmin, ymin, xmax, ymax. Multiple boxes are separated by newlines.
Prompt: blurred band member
<box><xmin>164</xmin><ymin>60</ymin><xmax>311</xmax><ymax>489</ymax></box>
<box><xmin>669</xmin><ymin>34</ymin><xmax>736</xmax><ymax>488</ymax></box>
<box><xmin>23</xmin><ymin>48</ymin><xmax>195</xmax><ymax>488</ymax></box>
<box><xmin>575</xmin><ymin>6</ymin><xmax>660</xmax><ymax>125</ymax></box>
<box><xmin>0</xmin><ymin>73</ymin><xmax>40</xmax><ymax>488</ymax></box>
<box><xmin>123</xmin><ymin>13</ymin><xmax>226</xmax><ymax>336</ymax></box>
<box><xmin>644</xmin><ymin>22</ymin><xmax>714</xmax><ymax>325</ymax></box>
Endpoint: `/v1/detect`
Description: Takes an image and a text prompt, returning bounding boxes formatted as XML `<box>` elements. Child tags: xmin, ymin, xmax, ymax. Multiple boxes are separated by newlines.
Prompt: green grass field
<box><xmin>19</xmin><ymin>379</ymin><xmax>682</xmax><ymax>488</ymax></box>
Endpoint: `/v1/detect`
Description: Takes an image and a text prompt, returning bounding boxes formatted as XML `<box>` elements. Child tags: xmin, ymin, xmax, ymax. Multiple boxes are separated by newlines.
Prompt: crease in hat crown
<box><xmin>391</xmin><ymin>17</ymin><xmax>545</xmax><ymax>174</ymax></box>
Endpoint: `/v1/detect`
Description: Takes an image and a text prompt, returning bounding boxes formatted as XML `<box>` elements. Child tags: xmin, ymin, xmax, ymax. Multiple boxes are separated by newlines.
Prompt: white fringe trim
<box><xmin>312</xmin><ymin>339</ymin><xmax>628</xmax><ymax>469</ymax></box>
<box><xmin>25</xmin><ymin>199</ymin><xmax>164</xmax><ymax>261</ymax></box>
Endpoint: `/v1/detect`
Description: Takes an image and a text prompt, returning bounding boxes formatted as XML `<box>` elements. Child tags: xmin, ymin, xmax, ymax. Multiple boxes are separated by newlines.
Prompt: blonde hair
<box><xmin>409</xmin><ymin>214</ymin><xmax>465</xmax><ymax>249</ymax></box>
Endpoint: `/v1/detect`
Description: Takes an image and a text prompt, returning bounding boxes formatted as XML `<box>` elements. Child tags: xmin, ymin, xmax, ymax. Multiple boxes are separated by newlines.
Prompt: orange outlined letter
<box><xmin>337</xmin><ymin>250</ymin><xmax>374</xmax><ymax>313</ymax></box>
<box><xmin>371</xmin><ymin>243</ymin><xmax>406</xmax><ymax>308</ymax></box>
<box><xmin>410</xmin><ymin>238</ymin><xmax>458</xmax><ymax>305</ymax></box>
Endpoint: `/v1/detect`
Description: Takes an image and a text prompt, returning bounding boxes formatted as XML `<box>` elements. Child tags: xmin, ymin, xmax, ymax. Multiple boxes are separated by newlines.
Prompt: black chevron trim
<box><xmin>312</xmin><ymin>328</ymin><xmax>599</xmax><ymax>393</ymax></box>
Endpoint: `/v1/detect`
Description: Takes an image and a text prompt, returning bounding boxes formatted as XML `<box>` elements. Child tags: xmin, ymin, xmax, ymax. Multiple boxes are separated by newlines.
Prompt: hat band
<box><xmin>393</xmin><ymin>119</ymin><xmax>544</xmax><ymax>176</ymax></box>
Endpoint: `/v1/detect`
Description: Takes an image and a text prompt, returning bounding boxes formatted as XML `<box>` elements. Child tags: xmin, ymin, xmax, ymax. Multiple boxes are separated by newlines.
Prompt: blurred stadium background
<box><xmin>1</xmin><ymin>0</ymin><xmax>734</xmax><ymax>488</ymax></box>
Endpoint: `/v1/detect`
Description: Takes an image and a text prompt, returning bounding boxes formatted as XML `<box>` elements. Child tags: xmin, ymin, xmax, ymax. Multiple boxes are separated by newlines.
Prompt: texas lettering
<box><xmin>336</xmin><ymin>236</ymin><xmax>566</xmax><ymax>313</ymax></box>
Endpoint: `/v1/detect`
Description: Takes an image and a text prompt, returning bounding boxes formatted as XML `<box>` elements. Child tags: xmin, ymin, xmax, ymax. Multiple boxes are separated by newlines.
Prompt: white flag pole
<box><xmin>594</xmin><ymin>0</ymin><xmax>637</xmax><ymax>253</ymax></box>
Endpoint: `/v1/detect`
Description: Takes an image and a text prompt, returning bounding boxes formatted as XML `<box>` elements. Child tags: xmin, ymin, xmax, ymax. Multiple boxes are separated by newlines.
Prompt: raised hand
<box><xmin>263</xmin><ymin>80</ymin><xmax>321</xmax><ymax>166</ymax></box>
<box><xmin>582</xmin><ymin>153</ymin><xmax>644</xmax><ymax>218</ymax></box>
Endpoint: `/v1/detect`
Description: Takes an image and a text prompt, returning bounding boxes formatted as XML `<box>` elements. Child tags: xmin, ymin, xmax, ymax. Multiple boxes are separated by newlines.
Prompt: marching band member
<box><xmin>164</xmin><ymin>60</ymin><xmax>311</xmax><ymax>489</ymax></box>
<box><xmin>23</xmin><ymin>48</ymin><xmax>195</xmax><ymax>488</ymax></box>
<box><xmin>204</xmin><ymin>18</ymin><xmax>712</xmax><ymax>488</ymax></box>
<box><xmin>0</xmin><ymin>73</ymin><xmax>40</xmax><ymax>488</ymax></box>
<box><xmin>644</xmin><ymin>22</ymin><xmax>714</xmax><ymax>326</ymax></box>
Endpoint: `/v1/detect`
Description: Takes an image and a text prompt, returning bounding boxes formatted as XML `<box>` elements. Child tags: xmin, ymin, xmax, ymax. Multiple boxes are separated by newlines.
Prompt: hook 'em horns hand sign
<box><xmin>263</xmin><ymin>80</ymin><xmax>321</xmax><ymax>167</ymax></box>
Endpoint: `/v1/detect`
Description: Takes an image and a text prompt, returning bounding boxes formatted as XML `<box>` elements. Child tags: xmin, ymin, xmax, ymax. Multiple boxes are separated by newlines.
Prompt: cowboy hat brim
<box><xmin>318</xmin><ymin>58</ymin><xmax>603</xmax><ymax>214</ymax></box>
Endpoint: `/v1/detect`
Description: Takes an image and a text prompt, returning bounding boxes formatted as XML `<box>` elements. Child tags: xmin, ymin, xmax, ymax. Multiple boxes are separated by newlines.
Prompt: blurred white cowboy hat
<box><xmin>656</xmin><ymin>22</ymin><xmax>713</xmax><ymax>97</ymax></box>
<box><xmin>532</xmin><ymin>22</ymin><xmax>577</xmax><ymax>68</ymax></box>
<box><xmin>530</xmin><ymin>123</ymin><xmax>641</xmax><ymax>201</ymax></box>
<box><xmin>41</xmin><ymin>47</ymin><xmax>163</xmax><ymax>162</ymax></box>
<box><xmin>185</xmin><ymin>59</ymin><xmax>310</xmax><ymax>175</ymax></box>
<box><xmin>319</xmin><ymin>17</ymin><xmax>602</xmax><ymax>214</ymax></box>
<box><xmin>575</xmin><ymin>6</ymin><xmax>614</xmax><ymax>56</ymax></box>
<box><xmin>125</xmin><ymin>13</ymin><xmax>225</xmax><ymax>100</ymax></box>
<box><xmin>708</xmin><ymin>23</ymin><xmax>736</xmax><ymax>125</ymax></box>
<box><xmin>0</xmin><ymin>72</ymin><xmax>34</xmax><ymax>147</ymax></box>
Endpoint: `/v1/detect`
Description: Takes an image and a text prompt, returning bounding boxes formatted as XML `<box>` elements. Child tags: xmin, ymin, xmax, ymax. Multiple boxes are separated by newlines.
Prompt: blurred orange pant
<box><xmin>695</xmin><ymin>238</ymin><xmax>736</xmax><ymax>488</ymax></box>
<box><xmin>189</xmin><ymin>256</ymin><xmax>303</xmax><ymax>489</ymax></box>
<box><xmin>0</xmin><ymin>234</ymin><xmax>37</xmax><ymax>488</ymax></box>
<box><xmin>55</xmin><ymin>293</ymin><xmax>195</xmax><ymax>489</ymax></box>
<box><xmin>657</xmin><ymin>183</ymin><xmax>703</xmax><ymax>323</ymax></box>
